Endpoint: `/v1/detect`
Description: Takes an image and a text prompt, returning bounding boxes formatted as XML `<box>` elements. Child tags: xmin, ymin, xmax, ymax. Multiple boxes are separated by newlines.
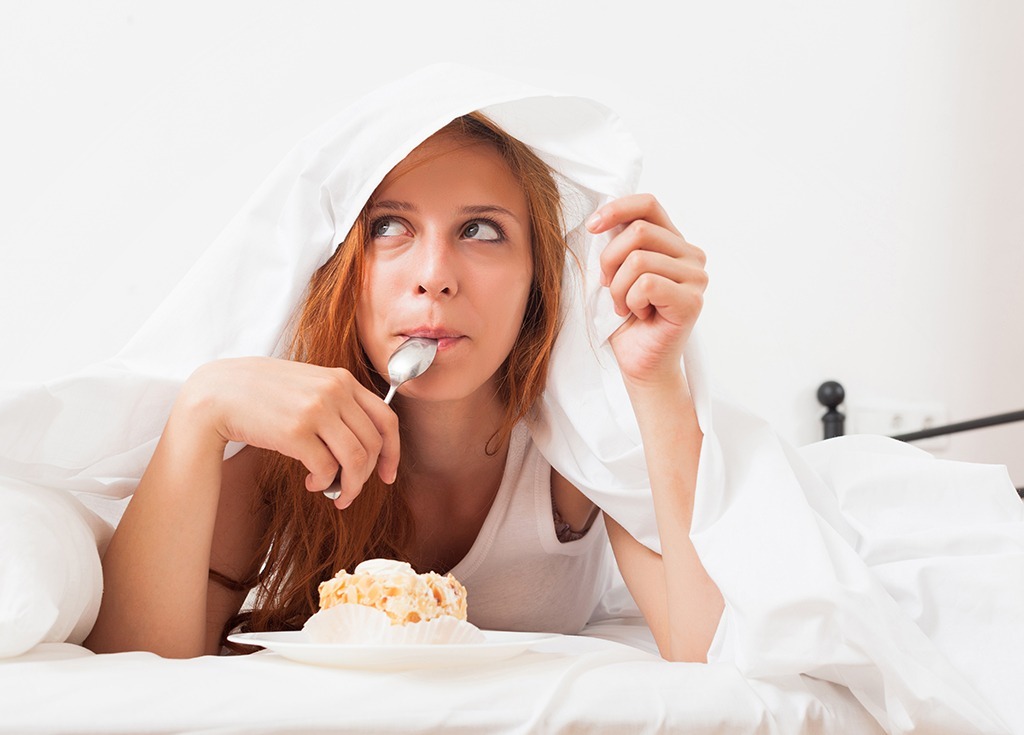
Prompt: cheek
<box><xmin>355</xmin><ymin>274</ymin><xmax>392</xmax><ymax>371</ymax></box>
<box><xmin>495</xmin><ymin>273</ymin><xmax>534</xmax><ymax>344</ymax></box>
<box><xmin>514</xmin><ymin>259</ymin><xmax>535</xmax><ymax>322</ymax></box>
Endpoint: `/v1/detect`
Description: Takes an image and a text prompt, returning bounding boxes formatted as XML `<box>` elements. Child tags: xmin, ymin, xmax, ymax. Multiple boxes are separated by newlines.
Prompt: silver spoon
<box><xmin>322</xmin><ymin>337</ymin><xmax>439</xmax><ymax>500</ymax></box>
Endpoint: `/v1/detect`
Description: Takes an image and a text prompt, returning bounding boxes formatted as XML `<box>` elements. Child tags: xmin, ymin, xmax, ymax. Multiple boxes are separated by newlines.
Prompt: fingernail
<box><xmin>586</xmin><ymin>211</ymin><xmax>602</xmax><ymax>231</ymax></box>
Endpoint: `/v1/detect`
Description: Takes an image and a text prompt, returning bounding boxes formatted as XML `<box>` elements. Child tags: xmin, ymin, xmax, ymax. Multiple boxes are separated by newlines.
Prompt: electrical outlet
<box><xmin>848</xmin><ymin>402</ymin><xmax>949</xmax><ymax>451</ymax></box>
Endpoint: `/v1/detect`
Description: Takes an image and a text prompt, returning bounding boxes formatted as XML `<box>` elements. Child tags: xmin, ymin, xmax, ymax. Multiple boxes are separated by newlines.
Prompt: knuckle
<box><xmin>349</xmin><ymin>444</ymin><xmax>370</xmax><ymax>469</ymax></box>
<box><xmin>638</xmin><ymin>192</ymin><xmax>658</xmax><ymax>210</ymax></box>
<box><xmin>323</xmin><ymin>372</ymin><xmax>352</xmax><ymax>399</ymax></box>
<box><xmin>296</xmin><ymin>393</ymin><xmax>327</xmax><ymax>420</ymax></box>
<box><xmin>637</xmin><ymin>272</ymin><xmax>659</xmax><ymax>291</ymax></box>
<box><xmin>628</xmin><ymin>219</ymin><xmax>649</xmax><ymax>240</ymax></box>
<box><xmin>283</xmin><ymin>414</ymin><xmax>310</xmax><ymax>440</ymax></box>
<box><xmin>315</xmin><ymin>455</ymin><xmax>339</xmax><ymax>477</ymax></box>
<box><xmin>367</xmin><ymin>432</ymin><xmax>384</xmax><ymax>456</ymax></box>
<box><xmin>641</xmin><ymin>247</ymin><xmax>656</xmax><ymax>265</ymax></box>
<box><xmin>338</xmin><ymin>368</ymin><xmax>358</xmax><ymax>387</ymax></box>
<box><xmin>686</xmin><ymin>289</ymin><xmax>705</xmax><ymax>312</ymax></box>
<box><xmin>623</xmin><ymin>248</ymin><xmax>649</xmax><ymax>274</ymax></box>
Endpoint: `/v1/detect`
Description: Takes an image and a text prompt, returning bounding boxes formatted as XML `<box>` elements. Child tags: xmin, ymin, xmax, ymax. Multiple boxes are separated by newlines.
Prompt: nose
<box><xmin>416</xmin><ymin>230</ymin><xmax>457</xmax><ymax>298</ymax></box>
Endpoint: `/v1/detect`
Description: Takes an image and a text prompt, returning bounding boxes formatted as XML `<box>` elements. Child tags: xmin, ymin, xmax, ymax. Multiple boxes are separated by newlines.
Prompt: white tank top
<box><xmin>448</xmin><ymin>422</ymin><xmax>613</xmax><ymax>634</ymax></box>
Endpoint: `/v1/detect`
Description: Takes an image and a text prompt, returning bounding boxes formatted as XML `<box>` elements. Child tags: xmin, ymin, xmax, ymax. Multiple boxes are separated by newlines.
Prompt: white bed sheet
<box><xmin>0</xmin><ymin>621</ymin><xmax>879</xmax><ymax>734</ymax></box>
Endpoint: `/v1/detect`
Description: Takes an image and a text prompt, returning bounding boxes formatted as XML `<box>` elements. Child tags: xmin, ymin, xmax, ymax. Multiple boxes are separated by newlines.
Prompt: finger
<box><xmin>325</xmin><ymin>400</ymin><xmax>400</xmax><ymax>509</ymax></box>
<box><xmin>316</xmin><ymin>369</ymin><xmax>401</xmax><ymax>486</ymax></box>
<box><xmin>586</xmin><ymin>193</ymin><xmax>682</xmax><ymax>237</ymax></box>
<box><xmin>607</xmin><ymin>250</ymin><xmax>693</xmax><ymax>317</ymax></box>
<box><xmin>350</xmin><ymin>390</ymin><xmax>401</xmax><ymax>486</ymax></box>
<box><xmin>622</xmin><ymin>272</ymin><xmax>706</xmax><ymax>327</ymax></box>
<box><xmin>316</xmin><ymin>422</ymin><xmax>376</xmax><ymax>502</ymax></box>
<box><xmin>331</xmin><ymin>470</ymin><xmax>361</xmax><ymax>510</ymax></box>
<box><xmin>288</xmin><ymin>435</ymin><xmax>341</xmax><ymax>493</ymax></box>
<box><xmin>290</xmin><ymin>391</ymin><xmax>377</xmax><ymax>496</ymax></box>
<box><xmin>599</xmin><ymin>220</ymin><xmax>698</xmax><ymax>288</ymax></box>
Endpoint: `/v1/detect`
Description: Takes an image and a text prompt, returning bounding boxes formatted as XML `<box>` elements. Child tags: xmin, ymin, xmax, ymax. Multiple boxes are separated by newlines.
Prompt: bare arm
<box><xmin>84</xmin><ymin>393</ymin><xmax>243</xmax><ymax>657</ymax></box>
<box><xmin>604</xmin><ymin>375</ymin><xmax>723</xmax><ymax>662</ymax></box>
<box><xmin>84</xmin><ymin>357</ymin><xmax>400</xmax><ymax>658</ymax></box>
<box><xmin>205</xmin><ymin>444</ymin><xmax>267</xmax><ymax>653</ymax></box>
<box><xmin>588</xmin><ymin>194</ymin><xmax>723</xmax><ymax>662</ymax></box>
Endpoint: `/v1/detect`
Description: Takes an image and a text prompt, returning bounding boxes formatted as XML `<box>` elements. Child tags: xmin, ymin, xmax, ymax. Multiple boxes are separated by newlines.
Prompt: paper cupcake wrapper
<box><xmin>303</xmin><ymin>604</ymin><xmax>485</xmax><ymax>645</ymax></box>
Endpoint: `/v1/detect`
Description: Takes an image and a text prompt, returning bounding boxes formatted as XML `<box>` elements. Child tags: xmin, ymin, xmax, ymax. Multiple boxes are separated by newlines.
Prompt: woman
<box><xmin>82</xmin><ymin>110</ymin><xmax>723</xmax><ymax>660</ymax></box>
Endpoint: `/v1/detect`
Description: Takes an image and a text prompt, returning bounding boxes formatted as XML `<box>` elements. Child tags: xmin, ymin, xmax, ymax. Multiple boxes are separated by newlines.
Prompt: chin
<box><xmin>400</xmin><ymin>372</ymin><xmax>499</xmax><ymax>404</ymax></box>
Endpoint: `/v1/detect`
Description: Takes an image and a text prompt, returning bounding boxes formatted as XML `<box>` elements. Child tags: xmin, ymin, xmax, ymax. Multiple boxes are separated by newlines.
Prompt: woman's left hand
<box><xmin>587</xmin><ymin>194</ymin><xmax>707</xmax><ymax>387</ymax></box>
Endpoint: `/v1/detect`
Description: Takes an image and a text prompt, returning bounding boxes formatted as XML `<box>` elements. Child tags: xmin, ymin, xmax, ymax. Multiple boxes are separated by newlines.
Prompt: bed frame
<box><xmin>817</xmin><ymin>381</ymin><xmax>1024</xmax><ymax>498</ymax></box>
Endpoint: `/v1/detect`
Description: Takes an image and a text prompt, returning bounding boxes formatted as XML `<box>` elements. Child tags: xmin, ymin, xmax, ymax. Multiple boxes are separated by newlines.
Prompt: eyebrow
<box><xmin>370</xmin><ymin>200</ymin><xmax>522</xmax><ymax>223</ymax></box>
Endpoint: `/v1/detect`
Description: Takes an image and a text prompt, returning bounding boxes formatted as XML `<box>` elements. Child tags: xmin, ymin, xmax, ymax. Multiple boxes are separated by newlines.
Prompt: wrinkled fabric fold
<box><xmin>694</xmin><ymin>402</ymin><xmax>1021</xmax><ymax>733</ymax></box>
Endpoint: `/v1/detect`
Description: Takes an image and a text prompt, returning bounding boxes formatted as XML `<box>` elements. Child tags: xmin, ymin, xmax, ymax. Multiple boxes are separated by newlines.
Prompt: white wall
<box><xmin>2</xmin><ymin>1</ymin><xmax>1021</xmax><ymax>484</ymax></box>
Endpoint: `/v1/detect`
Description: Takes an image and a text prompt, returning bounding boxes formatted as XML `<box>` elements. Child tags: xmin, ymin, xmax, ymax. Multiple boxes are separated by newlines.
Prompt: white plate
<box><xmin>227</xmin><ymin>629</ymin><xmax>557</xmax><ymax>670</ymax></box>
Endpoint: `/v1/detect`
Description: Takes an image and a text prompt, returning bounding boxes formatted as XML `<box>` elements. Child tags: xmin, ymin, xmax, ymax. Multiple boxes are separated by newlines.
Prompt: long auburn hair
<box><xmin>225</xmin><ymin>112</ymin><xmax>569</xmax><ymax>644</ymax></box>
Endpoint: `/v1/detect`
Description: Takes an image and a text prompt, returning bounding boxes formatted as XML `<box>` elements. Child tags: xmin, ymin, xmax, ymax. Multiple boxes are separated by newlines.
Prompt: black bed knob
<box><xmin>817</xmin><ymin>381</ymin><xmax>845</xmax><ymax>439</ymax></box>
<box><xmin>817</xmin><ymin>380</ymin><xmax>845</xmax><ymax>410</ymax></box>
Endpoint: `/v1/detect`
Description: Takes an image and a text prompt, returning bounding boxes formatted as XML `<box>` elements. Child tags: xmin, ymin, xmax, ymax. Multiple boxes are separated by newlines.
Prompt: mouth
<box><xmin>400</xmin><ymin>328</ymin><xmax>465</xmax><ymax>352</ymax></box>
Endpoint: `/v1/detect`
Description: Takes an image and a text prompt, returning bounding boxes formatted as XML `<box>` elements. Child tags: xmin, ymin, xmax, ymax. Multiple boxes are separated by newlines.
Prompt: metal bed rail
<box><xmin>817</xmin><ymin>381</ymin><xmax>1024</xmax><ymax>498</ymax></box>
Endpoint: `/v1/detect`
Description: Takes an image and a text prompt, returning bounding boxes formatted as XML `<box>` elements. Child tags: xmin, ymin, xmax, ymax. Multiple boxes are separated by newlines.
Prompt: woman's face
<box><xmin>355</xmin><ymin>134</ymin><xmax>533</xmax><ymax>404</ymax></box>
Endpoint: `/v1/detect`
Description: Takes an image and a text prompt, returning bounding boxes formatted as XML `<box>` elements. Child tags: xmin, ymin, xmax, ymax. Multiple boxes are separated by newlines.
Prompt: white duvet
<box><xmin>1</xmin><ymin>64</ymin><xmax>1022</xmax><ymax>734</ymax></box>
<box><xmin>0</xmin><ymin>625</ymin><xmax>882</xmax><ymax>735</ymax></box>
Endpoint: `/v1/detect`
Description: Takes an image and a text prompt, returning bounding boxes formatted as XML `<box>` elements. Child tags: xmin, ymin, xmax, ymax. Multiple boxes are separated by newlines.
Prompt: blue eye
<box><xmin>372</xmin><ymin>217</ymin><xmax>407</xmax><ymax>238</ymax></box>
<box><xmin>463</xmin><ymin>220</ymin><xmax>503</xmax><ymax>241</ymax></box>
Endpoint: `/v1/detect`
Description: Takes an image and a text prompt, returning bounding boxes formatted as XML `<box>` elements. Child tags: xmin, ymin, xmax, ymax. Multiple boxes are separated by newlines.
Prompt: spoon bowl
<box><xmin>382</xmin><ymin>337</ymin><xmax>439</xmax><ymax>403</ymax></box>
<box><xmin>323</xmin><ymin>337</ymin><xmax>438</xmax><ymax>500</ymax></box>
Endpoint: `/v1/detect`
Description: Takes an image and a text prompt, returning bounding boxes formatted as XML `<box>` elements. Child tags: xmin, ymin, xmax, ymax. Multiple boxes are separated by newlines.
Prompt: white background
<box><xmin>1</xmin><ymin>1</ymin><xmax>1021</xmax><ymax>485</ymax></box>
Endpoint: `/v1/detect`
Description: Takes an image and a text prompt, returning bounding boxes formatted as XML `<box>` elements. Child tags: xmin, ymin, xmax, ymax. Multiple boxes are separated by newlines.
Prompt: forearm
<box><xmin>84</xmin><ymin>396</ymin><xmax>226</xmax><ymax>658</ymax></box>
<box><xmin>622</xmin><ymin>372</ymin><xmax>723</xmax><ymax>662</ymax></box>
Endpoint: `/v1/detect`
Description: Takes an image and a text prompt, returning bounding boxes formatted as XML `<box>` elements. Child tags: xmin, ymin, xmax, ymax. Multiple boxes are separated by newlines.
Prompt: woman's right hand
<box><xmin>179</xmin><ymin>357</ymin><xmax>399</xmax><ymax>508</ymax></box>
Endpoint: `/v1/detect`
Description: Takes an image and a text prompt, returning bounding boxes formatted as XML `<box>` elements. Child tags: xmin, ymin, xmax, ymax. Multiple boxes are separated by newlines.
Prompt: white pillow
<box><xmin>0</xmin><ymin>480</ymin><xmax>111</xmax><ymax>657</ymax></box>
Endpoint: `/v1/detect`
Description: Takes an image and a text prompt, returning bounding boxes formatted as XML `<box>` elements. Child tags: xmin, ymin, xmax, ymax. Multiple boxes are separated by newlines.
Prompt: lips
<box><xmin>400</xmin><ymin>327</ymin><xmax>465</xmax><ymax>352</ymax></box>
